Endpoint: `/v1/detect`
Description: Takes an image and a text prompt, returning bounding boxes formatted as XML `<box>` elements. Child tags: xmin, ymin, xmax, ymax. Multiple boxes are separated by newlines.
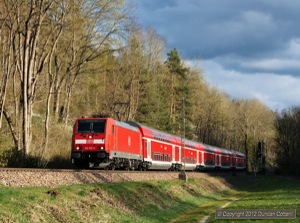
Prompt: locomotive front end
<box><xmin>71</xmin><ymin>118</ymin><xmax>107</xmax><ymax>168</ymax></box>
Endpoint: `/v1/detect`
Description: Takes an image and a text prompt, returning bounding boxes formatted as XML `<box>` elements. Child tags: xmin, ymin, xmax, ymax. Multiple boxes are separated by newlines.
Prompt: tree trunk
<box><xmin>2</xmin><ymin>106</ymin><xmax>19</xmax><ymax>148</ymax></box>
<box><xmin>244</xmin><ymin>133</ymin><xmax>249</xmax><ymax>172</ymax></box>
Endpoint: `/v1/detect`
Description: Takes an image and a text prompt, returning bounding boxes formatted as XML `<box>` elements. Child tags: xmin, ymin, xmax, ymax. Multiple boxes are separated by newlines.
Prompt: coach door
<box><xmin>216</xmin><ymin>155</ymin><xmax>220</xmax><ymax>167</ymax></box>
<box><xmin>172</xmin><ymin>146</ymin><xmax>175</xmax><ymax>161</ymax></box>
<box><xmin>146</xmin><ymin>140</ymin><xmax>151</xmax><ymax>159</ymax></box>
<box><xmin>178</xmin><ymin>147</ymin><xmax>181</xmax><ymax>162</ymax></box>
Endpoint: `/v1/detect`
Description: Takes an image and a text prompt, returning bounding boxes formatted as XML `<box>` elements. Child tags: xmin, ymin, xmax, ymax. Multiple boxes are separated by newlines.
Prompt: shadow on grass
<box><xmin>0</xmin><ymin>147</ymin><xmax>73</xmax><ymax>169</ymax></box>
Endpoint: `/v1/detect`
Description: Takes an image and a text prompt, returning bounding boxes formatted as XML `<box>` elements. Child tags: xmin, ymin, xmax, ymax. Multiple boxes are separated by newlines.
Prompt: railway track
<box><xmin>0</xmin><ymin>167</ymin><xmax>239</xmax><ymax>188</ymax></box>
<box><xmin>0</xmin><ymin>167</ymin><xmax>182</xmax><ymax>173</ymax></box>
<box><xmin>0</xmin><ymin>167</ymin><xmax>129</xmax><ymax>173</ymax></box>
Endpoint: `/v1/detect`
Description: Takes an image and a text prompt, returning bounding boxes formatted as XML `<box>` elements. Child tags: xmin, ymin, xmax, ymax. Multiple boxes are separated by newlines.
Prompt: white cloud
<box><xmin>242</xmin><ymin>58</ymin><xmax>300</xmax><ymax>71</ymax></box>
<box><xmin>201</xmin><ymin>60</ymin><xmax>300</xmax><ymax>111</ymax></box>
<box><xmin>283</xmin><ymin>38</ymin><xmax>300</xmax><ymax>58</ymax></box>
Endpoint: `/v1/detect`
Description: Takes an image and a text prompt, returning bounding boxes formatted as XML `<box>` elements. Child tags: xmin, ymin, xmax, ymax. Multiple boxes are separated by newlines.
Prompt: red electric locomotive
<box><xmin>71</xmin><ymin>117</ymin><xmax>246</xmax><ymax>171</ymax></box>
<box><xmin>71</xmin><ymin>117</ymin><xmax>142</xmax><ymax>169</ymax></box>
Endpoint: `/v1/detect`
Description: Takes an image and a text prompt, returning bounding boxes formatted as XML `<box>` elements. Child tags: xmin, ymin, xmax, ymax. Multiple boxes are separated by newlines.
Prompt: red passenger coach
<box><xmin>201</xmin><ymin>145</ymin><xmax>216</xmax><ymax>169</ymax></box>
<box><xmin>71</xmin><ymin>118</ymin><xmax>142</xmax><ymax>169</ymax></box>
<box><xmin>127</xmin><ymin>122</ymin><xmax>182</xmax><ymax>170</ymax></box>
<box><xmin>181</xmin><ymin>140</ymin><xmax>199</xmax><ymax>171</ymax></box>
<box><xmin>214</xmin><ymin>147</ymin><xmax>232</xmax><ymax>170</ymax></box>
<box><xmin>233</xmin><ymin>151</ymin><xmax>246</xmax><ymax>170</ymax></box>
<box><xmin>126</xmin><ymin>122</ymin><xmax>206</xmax><ymax>171</ymax></box>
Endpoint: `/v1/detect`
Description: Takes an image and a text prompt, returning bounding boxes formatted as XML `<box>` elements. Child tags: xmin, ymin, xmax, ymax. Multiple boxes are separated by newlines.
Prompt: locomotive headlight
<box><xmin>97</xmin><ymin>146</ymin><xmax>104</xmax><ymax>150</ymax></box>
<box><xmin>75</xmin><ymin>146</ymin><xmax>81</xmax><ymax>151</ymax></box>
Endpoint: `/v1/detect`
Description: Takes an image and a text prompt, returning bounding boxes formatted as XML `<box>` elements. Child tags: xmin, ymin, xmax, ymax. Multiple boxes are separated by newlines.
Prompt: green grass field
<box><xmin>206</xmin><ymin>176</ymin><xmax>299</xmax><ymax>223</ymax></box>
<box><xmin>173</xmin><ymin>176</ymin><xmax>299</xmax><ymax>223</ymax></box>
<box><xmin>0</xmin><ymin>175</ymin><xmax>298</xmax><ymax>222</ymax></box>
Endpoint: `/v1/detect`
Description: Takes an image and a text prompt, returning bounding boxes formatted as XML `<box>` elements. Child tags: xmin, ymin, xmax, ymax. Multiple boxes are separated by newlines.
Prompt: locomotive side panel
<box><xmin>110</xmin><ymin>121</ymin><xmax>142</xmax><ymax>160</ymax></box>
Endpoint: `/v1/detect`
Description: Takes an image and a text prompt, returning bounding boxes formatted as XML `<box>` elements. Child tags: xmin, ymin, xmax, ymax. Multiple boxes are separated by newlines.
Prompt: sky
<box><xmin>129</xmin><ymin>0</ymin><xmax>300</xmax><ymax>111</ymax></box>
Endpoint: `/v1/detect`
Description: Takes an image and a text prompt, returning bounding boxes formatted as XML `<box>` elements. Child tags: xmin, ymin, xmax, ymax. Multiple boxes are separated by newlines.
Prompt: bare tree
<box><xmin>0</xmin><ymin>0</ymin><xmax>19</xmax><ymax>148</ymax></box>
<box><xmin>50</xmin><ymin>0</ymin><xmax>130</xmax><ymax>126</ymax></box>
<box><xmin>42</xmin><ymin>2</ymin><xmax>66</xmax><ymax>158</ymax></box>
<box><xmin>233</xmin><ymin>99</ymin><xmax>274</xmax><ymax>170</ymax></box>
<box><xmin>0</xmin><ymin>0</ymin><xmax>69</xmax><ymax>156</ymax></box>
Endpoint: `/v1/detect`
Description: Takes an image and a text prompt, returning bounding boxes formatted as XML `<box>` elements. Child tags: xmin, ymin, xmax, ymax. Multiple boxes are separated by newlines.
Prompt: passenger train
<box><xmin>71</xmin><ymin>117</ymin><xmax>246</xmax><ymax>171</ymax></box>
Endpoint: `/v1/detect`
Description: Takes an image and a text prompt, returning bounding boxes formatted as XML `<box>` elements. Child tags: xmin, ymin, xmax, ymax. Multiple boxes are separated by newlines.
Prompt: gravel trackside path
<box><xmin>0</xmin><ymin>168</ymin><xmax>212</xmax><ymax>187</ymax></box>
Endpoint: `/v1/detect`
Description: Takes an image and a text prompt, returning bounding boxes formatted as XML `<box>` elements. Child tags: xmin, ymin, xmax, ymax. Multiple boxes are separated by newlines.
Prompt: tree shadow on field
<box><xmin>47</xmin><ymin>155</ymin><xmax>74</xmax><ymax>169</ymax></box>
<box><xmin>0</xmin><ymin>147</ymin><xmax>73</xmax><ymax>169</ymax></box>
<box><xmin>95</xmin><ymin>181</ymin><xmax>209</xmax><ymax>222</ymax></box>
<box><xmin>206</xmin><ymin>171</ymin><xmax>300</xmax><ymax>193</ymax></box>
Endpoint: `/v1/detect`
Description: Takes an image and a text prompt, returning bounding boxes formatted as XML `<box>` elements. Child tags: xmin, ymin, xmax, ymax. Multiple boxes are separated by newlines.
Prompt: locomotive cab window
<box><xmin>77</xmin><ymin>120</ymin><xmax>106</xmax><ymax>133</ymax></box>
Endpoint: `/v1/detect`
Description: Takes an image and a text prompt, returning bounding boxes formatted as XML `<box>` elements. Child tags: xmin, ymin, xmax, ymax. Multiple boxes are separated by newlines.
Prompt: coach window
<box><xmin>112</xmin><ymin>125</ymin><xmax>114</xmax><ymax>134</ymax></box>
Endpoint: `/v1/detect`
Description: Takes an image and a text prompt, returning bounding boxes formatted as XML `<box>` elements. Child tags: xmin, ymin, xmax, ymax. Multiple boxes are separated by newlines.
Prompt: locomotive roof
<box><xmin>75</xmin><ymin>118</ymin><xmax>139</xmax><ymax>132</ymax></box>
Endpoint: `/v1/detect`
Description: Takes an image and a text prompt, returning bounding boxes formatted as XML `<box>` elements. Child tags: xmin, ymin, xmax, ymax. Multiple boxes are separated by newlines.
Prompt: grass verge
<box><xmin>0</xmin><ymin>175</ymin><xmax>298</xmax><ymax>223</ymax></box>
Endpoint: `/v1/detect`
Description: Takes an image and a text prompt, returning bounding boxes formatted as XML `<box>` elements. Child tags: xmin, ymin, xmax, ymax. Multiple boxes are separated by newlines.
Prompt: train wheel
<box><xmin>111</xmin><ymin>163</ymin><xmax>116</xmax><ymax>171</ymax></box>
<box><xmin>137</xmin><ymin>164</ymin><xmax>143</xmax><ymax>171</ymax></box>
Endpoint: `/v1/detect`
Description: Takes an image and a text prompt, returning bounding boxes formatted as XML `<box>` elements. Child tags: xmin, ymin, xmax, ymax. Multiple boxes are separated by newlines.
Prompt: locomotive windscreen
<box><xmin>77</xmin><ymin>120</ymin><xmax>106</xmax><ymax>133</ymax></box>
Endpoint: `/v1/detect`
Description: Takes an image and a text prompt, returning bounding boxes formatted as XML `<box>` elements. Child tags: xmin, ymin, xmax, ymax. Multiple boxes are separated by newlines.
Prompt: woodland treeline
<box><xmin>275</xmin><ymin>107</ymin><xmax>300</xmax><ymax>175</ymax></box>
<box><xmin>0</xmin><ymin>0</ymin><xmax>298</xmax><ymax>175</ymax></box>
